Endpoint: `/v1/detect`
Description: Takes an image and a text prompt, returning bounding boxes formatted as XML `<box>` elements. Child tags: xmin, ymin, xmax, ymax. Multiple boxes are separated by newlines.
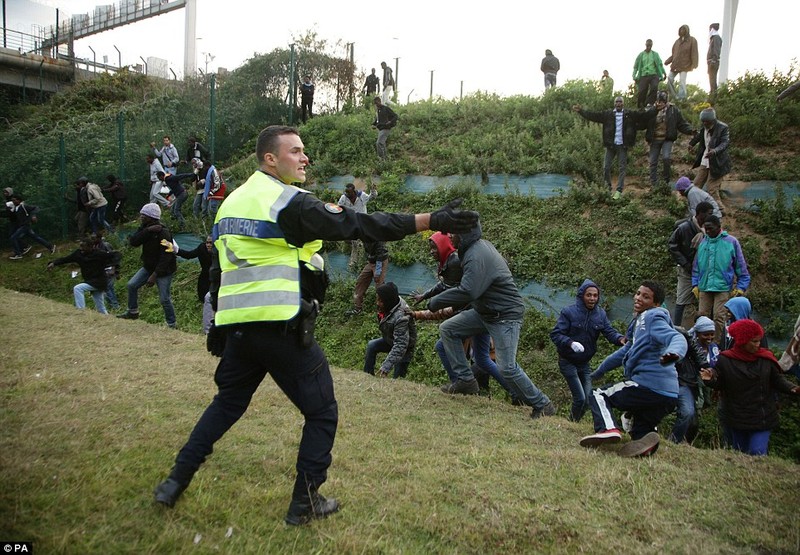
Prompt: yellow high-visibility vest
<box><xmin>212</xmin><ymin>171</ymin><xmax>322</xmax><ymax>325</ymax></box>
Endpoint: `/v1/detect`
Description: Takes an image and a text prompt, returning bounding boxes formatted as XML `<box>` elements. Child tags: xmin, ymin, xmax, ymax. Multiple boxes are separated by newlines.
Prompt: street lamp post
<box><xmin>429</xmin><ymin>70</ymin><xmax>434</xmax><ymax>101</ymax></box>
<box><xmin>113</xmin><ymin>44</ymin><xmax>121</xmax><ymax>68</ymax></box>
<box><xmin>88</xmin><ymin>45</ymin><xmax>96</xmax><ymax>72</ymax></box>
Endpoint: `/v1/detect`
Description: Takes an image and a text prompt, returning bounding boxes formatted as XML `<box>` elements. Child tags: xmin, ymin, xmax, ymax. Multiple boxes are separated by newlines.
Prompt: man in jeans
<box><xmin>117</xmin><ymin>203</ymin><xmax>178</xmax><ymax>328</ymax></box>
<box><xmin>427</xmin><ymin>221</ymin><xmax>556</xmax><ymax>419</ymax></box>
<box><xmin>573</xmin><ymin>98</ymin><xmax>649</xmax><ymax>200</ymax></box>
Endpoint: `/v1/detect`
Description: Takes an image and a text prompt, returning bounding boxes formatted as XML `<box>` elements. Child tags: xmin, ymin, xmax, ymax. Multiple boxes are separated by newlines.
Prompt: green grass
<box><xmin>2</xmin><ymin>288</ymin><xmax>800</xmax><ymax>554</ymax></box>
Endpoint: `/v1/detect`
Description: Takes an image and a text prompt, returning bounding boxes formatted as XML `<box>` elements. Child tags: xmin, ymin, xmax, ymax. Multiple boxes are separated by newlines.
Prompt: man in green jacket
<box><xmin>633</xmin><ymin>39</ymin><xmax>666</xmax><ymax>108</ymax></box>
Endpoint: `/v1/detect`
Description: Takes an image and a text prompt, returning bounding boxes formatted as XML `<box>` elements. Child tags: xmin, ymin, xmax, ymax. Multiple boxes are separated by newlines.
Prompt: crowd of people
<box><xmin>2</xmin><ymin>33</ymin><xmax>798</xmax><ymax>526</ymax></box>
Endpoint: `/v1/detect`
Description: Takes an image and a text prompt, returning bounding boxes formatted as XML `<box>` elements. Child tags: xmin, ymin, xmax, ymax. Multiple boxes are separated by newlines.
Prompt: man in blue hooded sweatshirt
<box><xmin>550</xmin><ymin>279</ymin><xmax>626</xmax><ymax>422</ymax></box>
<box><xmin>580</xmin><ymin>280</ymin><xmax>687</xmax><ymax>457</ymax></box>
<box><xmin>428</xmin><ymin>220</ymin><xmax>556</xmax><ymax>419</ymax></box>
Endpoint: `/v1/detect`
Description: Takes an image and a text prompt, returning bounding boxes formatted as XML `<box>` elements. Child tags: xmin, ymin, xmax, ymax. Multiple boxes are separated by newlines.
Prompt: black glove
<box><xmin>429</xmin><ymin>199</ymin><xmax>479</xmax><ymax>234</ymax></box>
<box><xmin>206</xmin><ymin>321</ymin><xmax>227</xmax><ymax>357</ymax></box>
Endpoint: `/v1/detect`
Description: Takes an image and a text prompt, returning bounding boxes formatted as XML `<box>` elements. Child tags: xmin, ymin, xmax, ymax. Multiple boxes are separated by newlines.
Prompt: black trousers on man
<box><xmin>168</xmin><ymin>321</ymin><xmax>338</xmax><ymax>496</ymax></box>
<box><xmin>301</xmin><ymin>97</ymin><xmax>313</xmax><ymax>123</ymax></box>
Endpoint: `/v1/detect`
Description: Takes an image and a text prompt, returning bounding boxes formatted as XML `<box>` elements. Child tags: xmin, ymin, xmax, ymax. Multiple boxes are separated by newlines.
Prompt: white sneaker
<box><xmin>621</xmin><ymin>412</ymin><xmax>633</xmax><ymax>433</ymax></box>
<box><xmin>580</xmin><ymin>428</ymin><xmax>622</xmax><ymax>448</ymax></box>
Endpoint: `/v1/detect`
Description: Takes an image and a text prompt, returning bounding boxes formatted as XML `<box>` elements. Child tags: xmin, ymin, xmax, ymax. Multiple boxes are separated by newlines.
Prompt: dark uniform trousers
<box><xmin>171</xmin><ymin>322</ymin><xmax>338</xmax><ymax>495</ymax></box>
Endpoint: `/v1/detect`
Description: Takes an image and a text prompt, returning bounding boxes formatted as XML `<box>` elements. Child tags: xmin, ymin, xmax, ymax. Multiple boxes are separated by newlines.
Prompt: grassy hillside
<box><xmin>2</xmin><ymin>288</ymin><xmax>799</xmax><ymax>554</ymax></box>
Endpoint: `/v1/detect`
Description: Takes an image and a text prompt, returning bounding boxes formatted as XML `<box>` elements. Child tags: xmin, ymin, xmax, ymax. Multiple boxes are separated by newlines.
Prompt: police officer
<box><xmin>154</xmin><ymin>125</ymin><xmax>479</xmax><ymax>525</ymax></box>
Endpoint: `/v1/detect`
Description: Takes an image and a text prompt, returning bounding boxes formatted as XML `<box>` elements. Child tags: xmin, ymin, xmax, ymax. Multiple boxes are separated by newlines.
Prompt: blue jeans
<box><xmin>73</xmin><ymin>282</ymin><xmax>107</xmax><ymax>314</ymax></box>
<box><xmin>648</xmin><ymin>140</ymin><xmax>673</xmax><ymax>187</ymax></box>
<box><xmin>89</xmin><ymin>205</ymin><xmax>113</xmax><ymax>233</ymax></box>
<box><xmin>192</xmin><ymin>193</ymin><xmax>207</xmax><ymax>217</ymax></box>
<box><xmin>363</xmin><ymin>337</ymin><xmax>410</xmax><ymax>379</ymax></box>
<box><xmin>171</xmin><ymin>191</ymin><xmax>188</xmax><ymax>225</ymax></box>
<box><xmin>105</xmin><ymin>276</ymin><xmax>120</xmax><ymax>310</ymax></box>
<box><xmin>669</xmin><ymin>384</ymin><xmax>697</xmax><ymax>443</ymax></box>
<box><xmin>558</xmin><ymin>358</ymin><xmax>592</xmax><ymax>422</ymax></box>
<box><xmin>603</xmin><ymin>145</ymin><xmax>627</xmax><ymax>192</ymax></box>
<box><xmin>11</xmin><ymin>225</ymin><xmax>52</xmax><ymax>255</ymax></box>
<box><xmin>439</xmin><ymin>309</ymin><xmax>550</xmax><ymax>409</ymax></box>
<box><xmin>730</xmin><ymin>429</ymin><xmax>771</xmax><ymax>456</ymax></box>
<box><xmin>126</xmin><ymin>267</ymin><xmax>176</xmax><ymax>327</ymax></box>
<box><xmin>436</xmin><ymin>335</ymin><xmax>513</xmax><ymax>395</ymax></box>
<box><xmin>207</xmin><ymin>198</ymin><xmax>222</xmax><ymax>220</ymax></box>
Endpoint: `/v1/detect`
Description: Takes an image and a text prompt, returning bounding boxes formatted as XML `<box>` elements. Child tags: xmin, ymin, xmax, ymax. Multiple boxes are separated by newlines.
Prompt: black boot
<box><xmin>154</xmin><ymin>477</ymin><xmax>188</xmax><ymax>508</ymax></box>
<box><xmin>284</xmin><ymin>489</ymin><xmax>340</xmax><ymax>526</ymax></box>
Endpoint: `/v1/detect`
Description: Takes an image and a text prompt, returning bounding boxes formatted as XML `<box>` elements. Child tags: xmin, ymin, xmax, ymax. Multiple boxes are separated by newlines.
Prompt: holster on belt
<box><xmin>297</xmin><ymin>299</ymin><xmax>320</xmax><ymax>348</ymax></box>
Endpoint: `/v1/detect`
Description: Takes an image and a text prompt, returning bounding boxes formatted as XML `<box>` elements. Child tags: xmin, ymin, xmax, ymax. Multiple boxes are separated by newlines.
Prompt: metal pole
<box><xmin>210</xmin><ymin>73</ymin><xmax>216</xmax><ymax>162</ymax></box>
<box><xmin>38</xmin><ymin>58</ymin><xmax>44</xmax><ymax>102</ymax></box>
<box><xmin>288</xmin><ymin>44</ymin><xmax>296</xmax><ymax>125</ymax></box>
<box><xmin>117</xmin><ymin>112</ymin><xmax>126</xmax><ymax>183</ymax></box>
<box><xmin>55</xmin><ymin>9</ymin><xmax>59</xmax><ymax>58</ymax></box>
<box><xmin>113</xmin><ymin>44</ymin><xmax>121</xmax><ymax>68</ymax></box>
<box><xmin>349</xmin><ymin>42</ymin><xmax>355</xmax><ymax>105</ymax></box>
<box><xmin>139</xmin><ymin>56</ymin><xmax>147</xmax><ymax>75</ymax></box>
<box><xmin>394</xmin><ymin>57</ymin><xmax>399</xmax><ymax>104</ymax></box>
<box><xmin>429</xmin><ymin>70</ymin><xmax>434</xmax><ymax>101</ymax></box>
<box><xmin>59</xmin><ymin>134</ymin><xmax>67</xmax><ymax>238</ymax></box>
<box><xmin>460</xmin><ymin>80</ymin><xmax>463</xmax><ymax>100</ymax></box>
<box><xmin>88</xmin><ymin>45</ymin><xmax>96</xmax><ymax>73</ymax></box>
<box><xmin>3</xmin><ymin>0</ymin><xmax>7</xmax><ymax>49</ymax></box>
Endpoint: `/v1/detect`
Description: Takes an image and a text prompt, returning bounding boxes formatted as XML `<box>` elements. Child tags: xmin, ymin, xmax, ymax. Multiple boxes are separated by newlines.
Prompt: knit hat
<box><xmin>700</xmin><ymin>108</ymin><xmax>717</xmax><ymax>122</ymax></box>
<box><xmin>2</xmin><ymin>187</ymin><xmax>12</xmax><ymax>196</ymax></box>
<box><xmin>140</xmin><ymin>202</ymin><xmax>161</xmax><ymax>219</ymax></box>
<box><xmin>691</xmin><ymin>316</ymin><xmax>715</xmax><ymax>333</ymax></box>
<box><xmin>727</xmin><ymin>319</ymin><xmax>764</xmax><ymax>345</ymax></box>
<box><xmin>675</xmin><ymin>176</ymin><xmax>692</xmax><ymax>191</ymax></box>
<box><xmin>376</xmin><ymin>282</ymin><xmax>400</xmax><ymax>310</ymax></box>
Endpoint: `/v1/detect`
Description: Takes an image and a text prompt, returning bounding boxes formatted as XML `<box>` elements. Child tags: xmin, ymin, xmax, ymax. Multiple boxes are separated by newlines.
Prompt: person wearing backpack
<box><xmin>668</xmin><ymin>201</ymin><xmax>715</xmax><ymax>328</ymax></box>
<box><xmin>8</xmin><ymin>194</ymin><xmax>55</xmax><ymax>259</ymax></box>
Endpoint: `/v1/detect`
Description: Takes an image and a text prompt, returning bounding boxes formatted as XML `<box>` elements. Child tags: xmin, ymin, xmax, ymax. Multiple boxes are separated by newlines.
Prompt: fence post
<box><xmin>209</xmin><ymin>73</ymin><xmax>216</xmax><ymax>162</ymax></box>
<box><xmin>117</xmin><ymin>111</ymin><xmax>125</xmax><ymax>183</ymax></box>
<box><xmin>59</xmin><ymin>134</ymin><xmax>67</xmax><ymax>239</ymax></box>
<box><xmin>288</xmin><ymin>44</ymin><xmax>295</xmax><ymax>125</ymax></box>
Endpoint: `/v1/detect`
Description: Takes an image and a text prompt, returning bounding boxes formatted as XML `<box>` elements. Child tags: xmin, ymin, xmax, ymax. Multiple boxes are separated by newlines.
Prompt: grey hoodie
<box><xmin>428</xmin><ymin>223</ymin><xmax>525</xmax><ymax>322</ymax></box>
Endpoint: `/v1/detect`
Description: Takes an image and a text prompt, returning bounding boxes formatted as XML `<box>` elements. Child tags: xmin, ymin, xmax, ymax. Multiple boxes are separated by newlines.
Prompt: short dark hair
<box><xmin>156</xmin><ymin>171</ymin><xmax>166</xmax><ymax>180</ymax></box>
<box><xmin>345</xmin><ymin>183</ymin><xmax>355</xmax><ymax>191</ymax></box>
<box><xmin>695</xmin><ymin>201</ymin><xmax>714</xmax><ymax>215</ymax></box>
<box><xmin>106</xmin><ymin>174</ymin><xmax>117</xmax><ymax>183</ymax></box>
<box><xmin>10</xmin><ymin>193</ymin><xmax>23</xmax><ymax>201</ymax></box>
<box><xmin>641</xmin><ymin>280</ymin><xmax>666</xmax><ymax>305</ymax></box>
<box><xmin>255</xmin><ymin>125</ymin><xmax>299</xmax><ymax>163</ymax></box>
<box><xmin>704</xmin><ymin>215</ymin><xmax>721</xmax><ymax>227</ymax></box>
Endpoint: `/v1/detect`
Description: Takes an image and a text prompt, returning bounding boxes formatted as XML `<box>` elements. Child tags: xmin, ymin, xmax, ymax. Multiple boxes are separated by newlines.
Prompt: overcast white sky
<box><xmin>10</xmin><ymin>0</ymin><xmax>799</xmax><ymax>103</ymax></box>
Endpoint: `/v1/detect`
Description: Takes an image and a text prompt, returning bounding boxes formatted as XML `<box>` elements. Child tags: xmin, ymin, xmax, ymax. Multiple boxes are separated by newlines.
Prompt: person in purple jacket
<box><xmin>550</xmin><ymin>279</ymin><xmax>626</xmax><ymax>422</ymax></box>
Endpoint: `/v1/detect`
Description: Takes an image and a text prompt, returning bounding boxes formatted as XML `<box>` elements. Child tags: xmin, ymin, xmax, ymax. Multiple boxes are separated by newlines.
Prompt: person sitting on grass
<box><xmin>47</xmin><ymin>237</ymin><xmax>120</xmax><ymax>314</ymax></box>
<box><xmin>363</xmin><ymin>282</ymin><xmax>417</xmax><ymax>379</ymax></box>
<box><xmin>550</xmin><ymin>278</ymin><xmax>626</xmax><ymax>422</ymax></box>
<box><xmin>580</xmin><ymin>280</ymin><xmax>687</xmax><ymax>457</ymax></box>
<box><xmin>701</xmin><ymin>319</ymin><xmax>800</xmax><ymax>456</ymax></box>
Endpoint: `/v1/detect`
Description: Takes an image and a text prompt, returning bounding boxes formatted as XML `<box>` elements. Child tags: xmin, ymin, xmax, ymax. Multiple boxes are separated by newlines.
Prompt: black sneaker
<box><xmin>117</xmin><ymin>311</ymin><xmax>139</xmax><ymax>320</ymax></box>
<box><xmin>22</xmin><ymin>246</ymin><xmax>32</xmax><ymax>255</ymax></box>
<box><xmin>154</xmin><ymin>478</ymin><xmax>187</xmax><ymax>508</ymax></box>
<box><xmin>284</xmin><ymin>491</ymin><xmax>340</xmax><ymax>526</ymax></box>
<box><xmin>440</xmin><ymin>378</ymin><xmax>480</xmax><ymax>395</ymax></box>
<box><xmin>531</xmin><ymin>401</ymin><xmax>557</xmax><ymax>419</ymax></box>
<box><xmin>618</xmin><ymin>431</ymin><xmax>660</xmax><ymax>458</ymax></box>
